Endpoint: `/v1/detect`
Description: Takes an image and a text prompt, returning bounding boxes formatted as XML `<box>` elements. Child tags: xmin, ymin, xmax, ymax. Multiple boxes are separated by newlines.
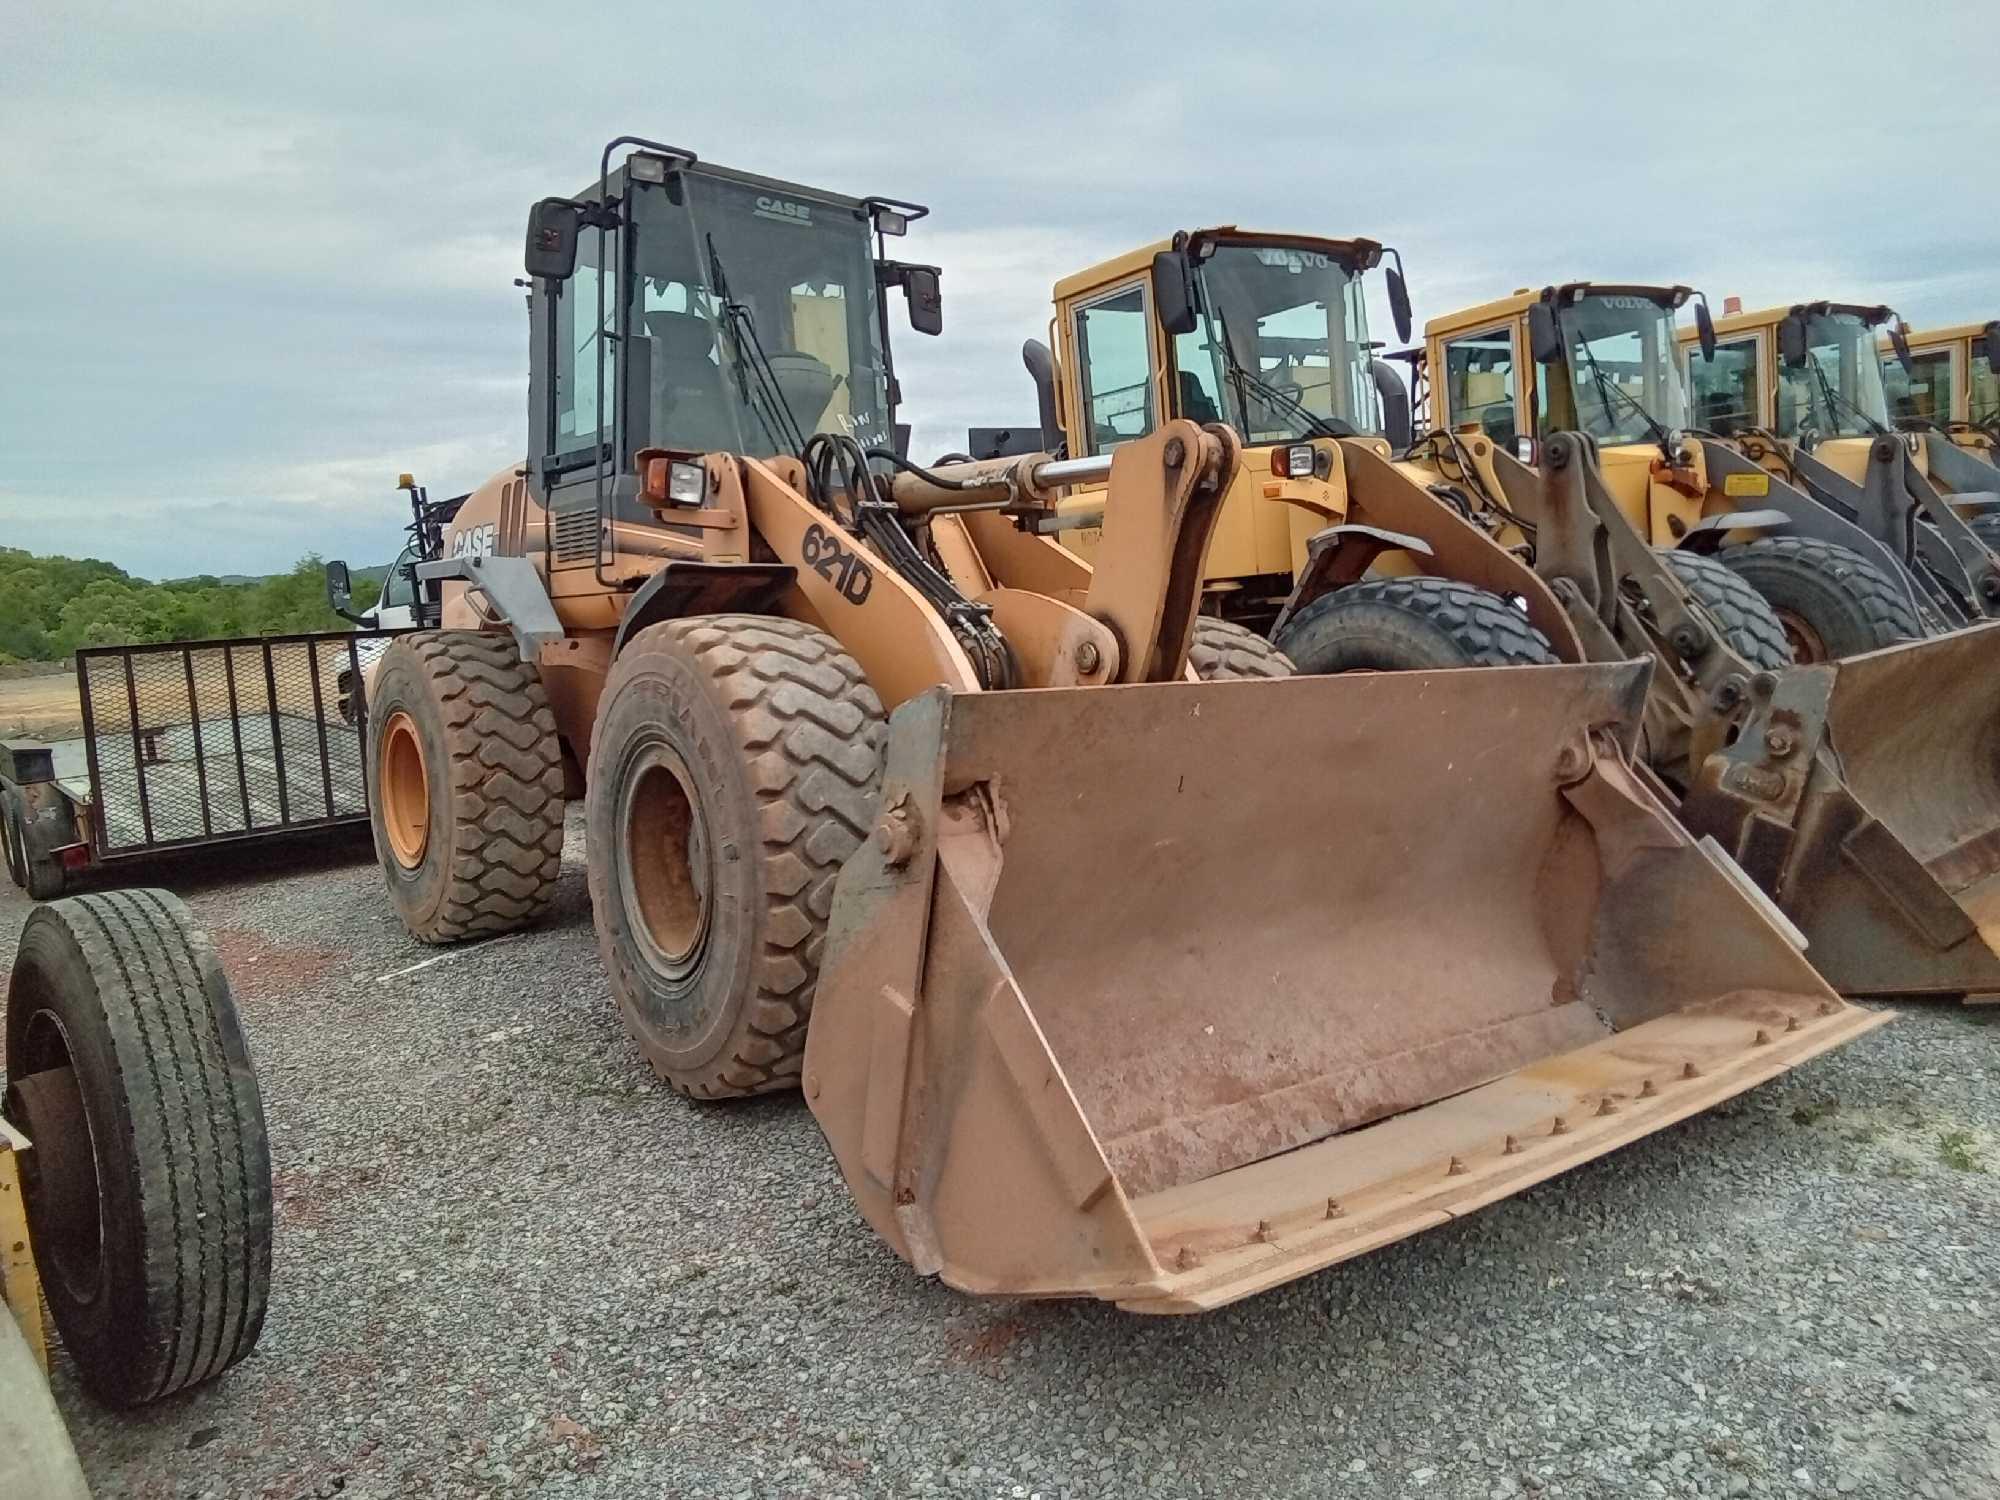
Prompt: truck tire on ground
<box><xmin>1187</xmin><ymin>618</ymin><xmax>1294</xmax><ymax>680</ymax></box>
<box><xmin>586</xmin><ymin>615</ymin><xmax>885</xmax><ymax>1098</ymax></box>
<box><xmin>366</xmin><ymin>631</ymin><xmax>566</xmax><ymax>944</ymax></box>
<box><xmin>1718</xmin><ymin>537</ymin><xmax>1922</xmax><ymax>662</ymax></box>
<box><xmin>1272</xmin><ymin>576</ymin><xmax>1559</xmax><ymax>672</ymax></box>
<box><xmin>1656</xmin><ymin>548</ymin><xmax>1792</xmax><ymax>671</ymax></box>
<box><xmin>3</xmin><ymin>889</ymin><xmax>272</xmax><ymax>1407</ymax></box>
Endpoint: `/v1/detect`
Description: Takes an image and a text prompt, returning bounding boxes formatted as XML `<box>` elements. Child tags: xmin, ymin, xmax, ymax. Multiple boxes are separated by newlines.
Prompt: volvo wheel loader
<box><xmin>1880</xmin><ymin>320</ymin><xmax>2000</xmax><ymax>469</ymax></box>
<box><xmin>1023</xmin><ymin>239</ymin><xmax>2000</xmax><ymax>1001</ymax></box>
<box><xmin>1670</xmin><ymin>301</ymin><xmax>2000</xmax><ymax>639</ymax></box>
<box><xmin>362</xmin><ymin>143</ymin><xmax>1883</xmax><ymax>1313</ymax></box>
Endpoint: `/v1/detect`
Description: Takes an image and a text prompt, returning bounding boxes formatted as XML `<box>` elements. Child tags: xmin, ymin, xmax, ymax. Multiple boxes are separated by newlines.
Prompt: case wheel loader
<box><xmin>361</xmin><ymin>144</ymin><xmax>1884</xmax><ymax>1312</ymax></box>
<box><xmin>1026</xmin><ymin>240</ymin><xmax>2000</xmax><ymax>1004</ymax></box>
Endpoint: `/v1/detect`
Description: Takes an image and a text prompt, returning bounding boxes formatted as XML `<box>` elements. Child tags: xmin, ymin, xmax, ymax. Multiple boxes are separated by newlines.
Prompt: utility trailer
<box><xmin>1</xmin><ymin>629</ymin><xmax>403</xmax><ymax>898</ymax></box>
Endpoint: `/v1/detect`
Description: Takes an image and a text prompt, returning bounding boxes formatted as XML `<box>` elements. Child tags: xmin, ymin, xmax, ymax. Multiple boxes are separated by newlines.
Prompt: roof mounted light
<box><xmin>863</xmin><ymin>196</ymin><xmax>931</xmax><ymax>239</ymax></box>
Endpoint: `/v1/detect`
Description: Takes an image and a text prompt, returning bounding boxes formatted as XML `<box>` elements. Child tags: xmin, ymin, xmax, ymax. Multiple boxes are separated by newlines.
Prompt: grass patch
<box><xmin>1938</xmin><ymin>1129</ymin><xmax>1984</xmax><ymax>1172</ymax></box>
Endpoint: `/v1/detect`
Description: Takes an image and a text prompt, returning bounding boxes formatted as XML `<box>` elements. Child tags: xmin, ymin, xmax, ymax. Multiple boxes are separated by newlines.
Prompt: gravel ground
<box><xmin>3</xmin><ymin>817</ymin><xmax>1997</xmax><ymax>1500</ymax></box>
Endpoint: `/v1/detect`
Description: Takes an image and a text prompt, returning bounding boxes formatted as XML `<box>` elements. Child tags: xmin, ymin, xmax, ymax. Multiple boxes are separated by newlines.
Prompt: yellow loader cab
<box><xmin>1676</xmin><ymin>303</ymin><xmax>2000</xmax><ymax>625</ymax></box>
<box><xmin>1878</xmin><ymin>320</ymin><xmax>2000</xmax><ymax>466</ymax></box>
<box><xmin>1037</xmin><ymin>228</ymin><xmax>1417</xmax><ymax>634</ymax></box>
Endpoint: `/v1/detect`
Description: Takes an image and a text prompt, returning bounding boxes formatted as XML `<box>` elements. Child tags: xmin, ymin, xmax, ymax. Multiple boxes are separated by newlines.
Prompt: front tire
<box><xmin>1188</xmin><ymin>618</ymin><xmax>1293</xmax><ymax>680</ymax></box>
<box><xmin>1718</xmin><ymin>537</ymin><xmax>1922</xmax><ymax>662</ymax></box>
<box><xmin>1656</xmin><ymin>549</ymin><xmax>1792</xmax><ymax>670</ymax></box>
<box><xmin>365</xmin><ymin>632</ymin><xmax>565</xmax><ymax>944</ymax></box>
<box><xmin>585</xmin><ymin>616</ymin><xmax>885</xmax><ymax>1098</ymax></box>
<box><xmin>1273</xmin><ymin>577</ymin><xmax>1559</xmax><ymax>672</ymax></box>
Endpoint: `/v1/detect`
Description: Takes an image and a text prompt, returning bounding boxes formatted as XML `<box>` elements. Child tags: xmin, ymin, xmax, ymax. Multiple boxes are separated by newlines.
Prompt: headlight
<box><xmin>666</xmin><ymin>461</ymin><xmax>706</xmax><ymax>506</ymax></box>
<box><xmin>1270</xmin><ymin>443</ymin><xmax>1319</xmax><ymax>479</ymax></box>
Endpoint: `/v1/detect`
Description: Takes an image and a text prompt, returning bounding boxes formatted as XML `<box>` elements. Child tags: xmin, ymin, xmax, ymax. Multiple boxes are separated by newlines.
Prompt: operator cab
<box><xmin>522</xmin><ymin>141</ymin><xmax>940</xmax><ymax>568</ymax></box>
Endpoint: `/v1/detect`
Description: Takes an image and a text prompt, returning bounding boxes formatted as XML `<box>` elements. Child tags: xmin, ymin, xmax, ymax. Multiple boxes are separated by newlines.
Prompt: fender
<box><xmin>610</xmin><ymin>561</ymin><xmax>798</xmax><ymax>655</ymax></box>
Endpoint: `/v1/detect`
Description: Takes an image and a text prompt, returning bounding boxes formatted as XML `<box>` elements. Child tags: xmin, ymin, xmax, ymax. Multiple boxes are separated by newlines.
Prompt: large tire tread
<box><xmin>1188</xmin><ymin>618</ymin><xmax>1294</xmax><ymax>680</ymax></box>
<box><xmin>374</xmin><ymin>631</ymin><xmax>565</xmax><ymax>943</ymax></box>
<box><xmin>1656</xmin><ymin>548</ymin><xmax>1792</xmax><ymax>670</ymax></box>
<box><xmin>1275</xmin><ymin>577</ymin><xmax>1558</xmax><ymax>671</ymax></box>
<box><xmin>591</xmin><ymin>615</ymin><xmax>885</xmax><ymax>1099</ymax></box>
<box><xmin>1718</xmin><ymin>537</ymin><xmax>1921</xmax><ymax>658</ymax></box>
<box><xmin>5</xmin><ymin>888</ymin><xmax>271</xmax><ymax>1406</ymax></box>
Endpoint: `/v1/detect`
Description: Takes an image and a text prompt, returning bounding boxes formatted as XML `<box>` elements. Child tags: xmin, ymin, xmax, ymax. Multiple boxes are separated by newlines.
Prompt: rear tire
<box><xmin>1718</xmin><ymin>537</ymin><xmax>1921</xmax><ymax>662</ymax></box>
<box><xmin>1</xmin><ymin>786</ymin><xmax>25</xmax><ymax>890</ymax></box>
<box><xmin>1273</xmin><ymin>577</ymin><xmax>1559</xmax><ymax>672</ymax></box>
<box><xmin>1656</xmin><ymin>549</ymin><xmax>1792</xmax><ymax>670</ymax></box>
<box><xmin>586</xmin><ymin>615</ymin><xmax>885</xmax><ymax>1098</ymax></box>
<box><xmin>4</xmin><ymin>889</ymin><xmax>272</xmax><ymax>1406</ymax></box>
<box><xmin>5</xmin><ymin>788</ymin><xmax>68</xmax><ymax>901</ymax></box>
<box><xmin>1188</xmin><ymin>619</ymin><xmax>1293</xmax><ymax>680</ymax></box>
<box><xmin>365</xmin><ymin>631</ymin><xmax>565</xmax><ymax>944</ymax></box>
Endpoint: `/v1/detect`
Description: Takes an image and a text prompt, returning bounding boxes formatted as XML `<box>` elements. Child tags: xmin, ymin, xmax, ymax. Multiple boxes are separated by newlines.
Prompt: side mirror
<box><xmin>524</xmin><ymin>198</ymin><xmax>582</xmax><ymax>281</ymax></box>
<box><xmin>1694</xmin><ymin>298</ymin><xmax>1717</xmax><ymax>362</ymax></box>
<box><xmin>1151</xmin><ymin>249</ymin><xmax>1199</xmax><ymax>337</ymax></box>
<box><xmin>1887</xmin><ymin>320</ymin><xmax>1914</xmax><ymax>375</ymax></box>
<box><xmin>324</xmin><ymin>560</ymin><xmax>368</xmax><ymax>625</ymax></box>
<box><xmin>1023</xmin><ymin>339</ymin><xmax>1065</xmax><ymax>452</ymax></box>
<box><xmin>1384</xmin><ymin>250</ymin><xmax>1413</xmax><ymax>345</ymax></box>
<box><xmin>1985</xmin><ymin>321</ymin><xmax>2000</xmax><ymax>368</ymax></box>
<box><xmin>1527</xmin><ymin>302</ymin><xmax>1563</xmax><ymax>365</ymax></box>
<box><xmin>1778</xmin><ymin>311</ymin><xmax>1809</xmax><ymax>369</ymax></box>
<box><xmin>904</xmin><ymin>265</ymin><xmax>943</xmax><ymax>336</ymax></box>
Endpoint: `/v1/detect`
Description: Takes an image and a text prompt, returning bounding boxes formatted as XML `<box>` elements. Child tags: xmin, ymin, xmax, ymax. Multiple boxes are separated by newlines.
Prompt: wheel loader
<box><xmin>1879</xmin><ymin>320</ymin><xmax>2000</xmax><ymax>468</ymax></box>
<box><xmin>1668</xmin><ymin>301</ymin><xmax>2000</xmax><ymax>637</ymax></box>
<box><xmin>1024</xmin><ymin>236</ymin><xmax>2000</xmax><ymax>1001</ymax></box>
<box><xmin>362</xmin><ymin>141</ymin><xmax>1884</xmax><ymax>1313</ymax></box>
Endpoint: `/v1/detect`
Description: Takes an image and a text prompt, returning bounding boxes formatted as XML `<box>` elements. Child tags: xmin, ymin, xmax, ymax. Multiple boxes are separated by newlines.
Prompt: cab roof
<box><xmin>1052</xmin><ymin>228</ymin><xmax>1384</xmax><ymax>301</ymax></box>
<box><xmin>1424</xmin><ymin>283</ymin><xmax>1695</xmax><ymax>340</ymax></box>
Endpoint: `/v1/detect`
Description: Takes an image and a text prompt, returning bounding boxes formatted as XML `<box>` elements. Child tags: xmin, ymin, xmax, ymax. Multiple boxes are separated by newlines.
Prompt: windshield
<box><xmin>1545</xmin><ymin>294</ymin><xmax>1687</xmax><ymax>442</ymax></box>
<box><xmin>623</xmin><ymin>172</ymin><xmax>892</xmax><ymax>459</ymax></box>
<box><xmin>1777</xmin><ymin>311</ymin><xmax>1890</xmax><ymax>440</ymax></box>
<box><xmin>1971</xmin><ymin>342</ymin><xmax>2000</xmax><ymax>427</ymax></box>
<box><xmin>1176</xmin><ymin>243</ymin><xmax>1379</xmax><ymax>443</ymax></box>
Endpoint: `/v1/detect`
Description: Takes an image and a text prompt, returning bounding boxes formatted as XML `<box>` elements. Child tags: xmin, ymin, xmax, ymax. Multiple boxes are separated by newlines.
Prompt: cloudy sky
<box><xmin>7</xmin><ymin>1</ymin><xmax>1996</xmax><ymax>579</ymax></box>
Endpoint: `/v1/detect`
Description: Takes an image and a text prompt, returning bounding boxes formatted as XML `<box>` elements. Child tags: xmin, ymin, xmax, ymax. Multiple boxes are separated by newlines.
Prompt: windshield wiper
<box><xmin>1564</xmin><ymin>317</ymin><xmax>1675</xmax><ymax>459</ymax></box>
<box><xmin>707</xmin><ymin>234</ymin><xmax>807</xmax><ymax>456</ymax></box>
<box><xmin>1214</xmin><ymin>332</ymin><xmax>1355</xmax><ymax>440</ymax></box>
<box><xmin>1802</xmin><ymin>348</ymin><xmax>1890</xmax><ymax>438</ymax></box>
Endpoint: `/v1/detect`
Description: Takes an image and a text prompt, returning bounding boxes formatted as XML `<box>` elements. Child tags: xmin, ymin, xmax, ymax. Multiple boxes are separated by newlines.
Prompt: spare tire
<box><xmin>4</xmin><ymin>889</ymin><xmax>272</xmax><ymax>1406</ymax></box>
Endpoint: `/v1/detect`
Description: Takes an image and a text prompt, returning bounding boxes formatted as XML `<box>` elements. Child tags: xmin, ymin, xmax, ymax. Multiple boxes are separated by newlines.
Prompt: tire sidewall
<box><xmin>1</xmin><ymin>785</ymin><xmax>25</xmax><ymax>889</ymax></box>
<box><xmin>367</xmin><ymin>643</ymin><xmax>458</xmax><ymax>935</ymax></box>
<box><xmin>5</xmin><ymin>914</ymin><xmax>153</xmax><ymax>1403</ymax></box>
<box><xmin>585</xmin><ymin>646</ymin><xmax>762</xmax><ymax>1076</ymax></box>
<box><xmin>1722</xmin><ymin>545</ymin><xmax>1903</xmax><ymax>659</ymax></box>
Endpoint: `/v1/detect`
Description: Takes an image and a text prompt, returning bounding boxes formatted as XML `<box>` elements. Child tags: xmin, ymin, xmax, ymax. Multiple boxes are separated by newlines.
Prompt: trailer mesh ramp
<box><xmin>74</xmin><ymin>632</ymin><xmax>400</xmax><ymax>857</ymax></box>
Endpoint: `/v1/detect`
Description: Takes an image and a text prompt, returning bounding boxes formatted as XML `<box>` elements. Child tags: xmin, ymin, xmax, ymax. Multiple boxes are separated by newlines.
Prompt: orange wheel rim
<box><xmin>381</xmin><ymin>711</ymin><xmax>430</xmax><ymax>868</ymax></box>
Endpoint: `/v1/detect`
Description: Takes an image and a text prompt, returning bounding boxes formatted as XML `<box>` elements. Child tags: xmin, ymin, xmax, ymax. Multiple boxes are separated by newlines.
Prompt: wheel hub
<box><xmin>619</xmin><ymin>744</ymin><xmax>714</xmax><ymax>981</ymax></box>
<box><xmin>7</xmin><ymin>1020</ymin><xmax>104</xmax><ymax>1306</ymax></box>
<box><xmin>380</xmin><ymin>711</ymin><xmax>431</xmax><ymax>868</ymax></box>
<box><xmin>1774</xmin><ymin>608</ymin><xmax>1829</xmax><ymax>665</ymax></box>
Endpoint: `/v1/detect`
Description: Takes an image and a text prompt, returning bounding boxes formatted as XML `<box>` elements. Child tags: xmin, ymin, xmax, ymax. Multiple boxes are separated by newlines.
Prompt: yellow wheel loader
<box><xmin>1026</xmin><ymin>240</ymin><xmax>2000</xmax><ymax>1002</ymax></box>
<box><xmin>1879</xmin><ymin>320</ymin><xmax>2000</xmax><ymax>469</ymax></box>
<box><xmin>363</xmin><ymin>143</ymin><xmax>1883</xmax><ymax>1313</ymax></box>
<box><xmin>1670</xmin><ymin>301</ymin><xmax>2000</xmax><ymax>639</ymax></box>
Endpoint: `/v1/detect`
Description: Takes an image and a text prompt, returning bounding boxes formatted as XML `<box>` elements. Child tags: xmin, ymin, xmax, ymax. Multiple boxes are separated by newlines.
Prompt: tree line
<box><xmin>0</xmin><ymin>548</ymin><xmax>384</xmax><ymax>664</ymax></box>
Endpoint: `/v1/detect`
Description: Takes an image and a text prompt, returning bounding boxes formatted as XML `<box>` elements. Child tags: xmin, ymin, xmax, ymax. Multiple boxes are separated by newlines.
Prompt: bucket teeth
<box><xmin>1639</xmin><ymin>1079</ymin><xmax>1658</xmax><ymax>1099</ymax></box>
<box><xmin>1447</xmin><ymin>1156</ymin><xmax>1469</xmax><ymax>1176</ymax></box>
<box><xmin>1551</xmin><ymin>1115</ymin><xmax>1571</xmax><ymax>1136</ymax></box>
<box><xmin>1503</xmin><ymin>1136</ymin><xmax>1522</xmax><ymax>1156</ymax></box>
<box><xmin>1324</xmin><ymin>1198</ymin><xmax>1343</xmax><ymax>1220</ymax></box>
<box><xmin>1176</xmin><ymin>1245</ymin><xmax>1200</xmax><ymax>1271</ymax></box>
<box><xmin>1754</xmin><ymin>1028</ymin><xmax>1772</xmax><ymax>1046</ymax></box>
<box><xmin>1596</xmin><ymin>1096</ymin><xmax>1620</xmax><ymax>1117</ymax></box>
<box><xmin>1254</xmin><ymin>1219</ymin><xmax>1276</xmax><ymax>1244</ymax></box>
<box><xmin>1683</xmin><ymin>1061</ymin><xmax>1702</xmax><ymax>1080</ymax></box>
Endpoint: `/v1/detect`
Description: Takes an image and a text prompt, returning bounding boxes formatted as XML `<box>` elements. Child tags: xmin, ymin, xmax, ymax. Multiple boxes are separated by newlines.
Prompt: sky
<box><xmin>6</xmin><ymin>1</ymin><xmax>1997</xmax><ymax>580</ymax></box>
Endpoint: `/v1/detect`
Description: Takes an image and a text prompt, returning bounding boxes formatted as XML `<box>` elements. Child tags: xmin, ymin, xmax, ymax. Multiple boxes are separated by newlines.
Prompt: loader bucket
<box><xmin>804</xmin><ymin>663</ymin><xmax>1886</xmax><ymax>1312</ymax></box>
<box><xmin>1763</xmin><ymin>623</ymin><xmax>2000</xmax><ymax>1000</ymax></box>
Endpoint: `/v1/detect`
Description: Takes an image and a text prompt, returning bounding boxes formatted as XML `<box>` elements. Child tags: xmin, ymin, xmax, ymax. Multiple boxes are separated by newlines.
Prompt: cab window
<box><xmin>552</xmin><ymin>230</ymin><xmax>617</xmax><ymax>457</ymax></box>
<box><xmin>1441</xmin><ymin>328</ymin><xmax>1516</xmax><ymax>443</ymax></box>
<box><xmin>1885</xmin><ymin>348</ymin><xmax>1953</xmax><ymax>428</ymax></box>
<box><xmin>1074</xmin><ymin>286</ymin><xmax>1155</xmax><ymax>454</ymax></box>
<box><xmin>380</xmin><ymin>544</ymin><xmax>418</xmax><ymax>611</ymax></box>
<box><xmin>1689</xmin><ymin>336</ymin><xmax>1760</xmax><ymax>435</ymax></box>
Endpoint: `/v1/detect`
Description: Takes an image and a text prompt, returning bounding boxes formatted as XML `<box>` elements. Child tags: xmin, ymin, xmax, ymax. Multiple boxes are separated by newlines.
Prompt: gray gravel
<box><xmin>3</xmin><ymin>816</ymin><xmax>1996</xmax><ymax>1500</ymax></box>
